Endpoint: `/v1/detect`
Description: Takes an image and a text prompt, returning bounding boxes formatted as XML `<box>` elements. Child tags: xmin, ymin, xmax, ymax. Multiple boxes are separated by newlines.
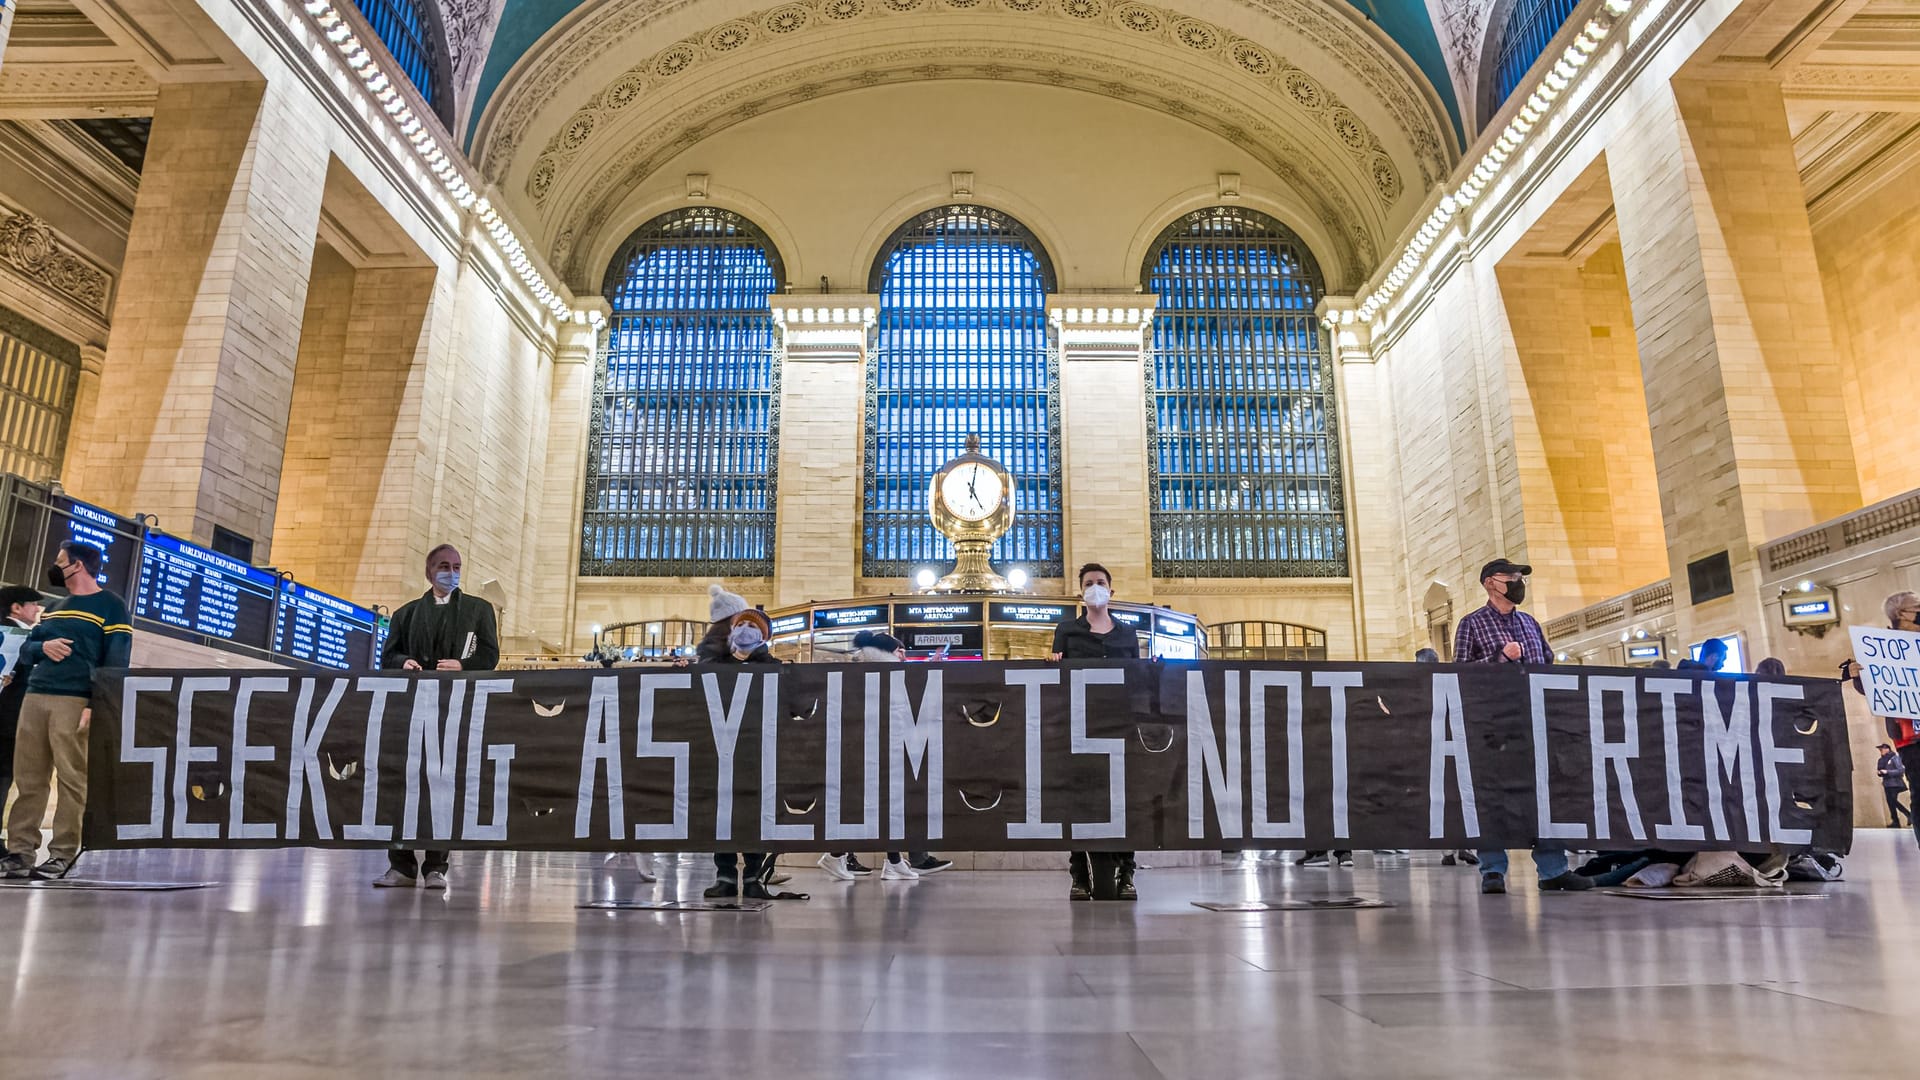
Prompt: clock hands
<box><xmin>967</xmin><ymin>466</ymin><xmax>983</xmax><ymax>512</ymax></box>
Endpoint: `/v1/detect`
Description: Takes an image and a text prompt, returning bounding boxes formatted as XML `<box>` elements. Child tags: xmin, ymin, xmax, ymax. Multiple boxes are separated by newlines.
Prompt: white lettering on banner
<box><xmin>1645</xmin><ymin>679</ymin><xmax>1706</xmax><ymax>842</ymax></box>
<box><xmin>1427</xmin><ymin>674</ymin><xmax>1480</xmax><ymax>838</ymax></box>
<box><xmin>1314</xmin><ymin>671</ymin><xmax>1364</xmax><ymax>839</ymax></box>
<box><xmin>1587</xmin><ymin>676</ymin><xmax>1646</xmax><ymax>842</ymax></box>
<box><xmin>1248</xmin><ymin>671</ymin><xmax>1305</xmax><ymax>839</ymax></box>
<box><xmin>760</xmin><ymin>673</ymin><xmax>813</xmax><ymax>841</ymax></box>
<box><xmin>1701</xmin><ymin>681</ymin><xmax>1761</xmax><ymax>843</ymax></box>
<box><xmin>635</xmin><ymin>674</ymin><xmax>691</xmax><ymax>840</ymax></box>
<box><xmin>1069</xmin><ymin>668</ymin><xmax>1128</xmax><ymax>840</ymax></box>
<box><xmin>1005</xmin><ymin>668</ymin><xmax>1062</xmax><ymax>840</ymax></box>
<box><xmin>1186</xmin><ymin>669</ymin><xmax>1243</xmax><ymax>839</ymax></box>
<box><xmin>285</xmin><ymin>679</ymin><xmax>346</xmax><ymax>840</ymax></box>
<box><xmin>1849</xmin><ymin>626</ymin><xmax>1920</xmax><ymax>729</ymax></box>
<box><xmin>461</xmin><ymin>680</ymin><xmax>516</xmax><ymax>841</ymax></box>
<box><xmin>1528</xmin><ymin>674</ymin><xmax>1589</xmax><ymax>840</ymax></box>
<box><xmin>702</xmin><ymin>673</ymin><xmax>752</xmax><ymax>841</ymax></box>
<box><xmin>890</xmin><ymin>670</ymin><xmax>944</xmax><ymax>841</ymax></box>
<box><xmin>344</xmin><ymin>678</ymin><xmax>405</xmax><ymax>841</ymax></box>
<box><xmin>402</xmin><ymin>681</ymin><xmax>465</xmax><ymax>842</ymax></box>
<box><xmin>825</xmin><ymin>672</ymin><xmax>881</xmax><ymax>842</ymax></box>
<box><xmin>117</xmin><ymin>676</ymin><xmax>174</xmax><ymax>840</ymax></box>
<box><xmin>1757</xmin><ymin>683</ymin><xmax>1814</xmax><ymax>845</ymax></box>
<box><xmin>171</xmin><ymin>677</ymin><xmax>230</xmax><ymax>839</ymax></box>
<box><xmin>576</xmin><ymin>677</ymin><xmax>626</xmax><ymax>840</ymax></box>
<box><xmin>229</xmin><ymin>677</ymin><xmax>289</xmax><ymax>840</ymax></box>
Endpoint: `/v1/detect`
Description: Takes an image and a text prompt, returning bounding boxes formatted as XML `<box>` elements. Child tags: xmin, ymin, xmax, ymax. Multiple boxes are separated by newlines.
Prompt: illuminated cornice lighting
<box><xmin>1325</xmin><ymin>0</ymin><xmax>1633</xmax><ymax>330</ymax></box>
<box><xmin>294</xmin><ymin>0</ymin><xmax>603</xmax><ymax>330</ymax></box>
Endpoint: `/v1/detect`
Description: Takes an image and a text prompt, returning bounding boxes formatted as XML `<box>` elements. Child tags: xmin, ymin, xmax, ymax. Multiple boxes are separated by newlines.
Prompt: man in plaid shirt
<box><xmin>1454</xmin><ymin>558</ymin><xmax>1593</xmax><ymax>895</ymax></box>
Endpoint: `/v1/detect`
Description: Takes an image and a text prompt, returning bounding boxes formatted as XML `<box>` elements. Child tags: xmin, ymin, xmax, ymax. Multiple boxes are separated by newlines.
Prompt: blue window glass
<box><xmin>583</xmin><ymin>208</ymin><xmax>783</xmax><ymax>576</ymax></box>
<box><xmin>1145</xmin><ymin>207</ymin><xmax>1346</xmax><ymax>577</ymax></box>
<box><xmin>349</xmin><ymin>0</ymin><xmax>443</xmax><ymax>113</ymax></box>
<box><xmin>1491</xmin><ymin>0</ymin><xmax>1582</xmax><ymax>111</ymax></box>
<box><xmin>864</xmin><ymin>206</ymin><xmax>1061</xmax><ymax>578</ymax></box>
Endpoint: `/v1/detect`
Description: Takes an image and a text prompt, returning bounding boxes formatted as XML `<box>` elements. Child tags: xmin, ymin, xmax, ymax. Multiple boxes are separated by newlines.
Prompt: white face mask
<box><xmin>1083</xmin><ymin>584</ymin><xmax>1111</xmax><ymax>608</ymax></box>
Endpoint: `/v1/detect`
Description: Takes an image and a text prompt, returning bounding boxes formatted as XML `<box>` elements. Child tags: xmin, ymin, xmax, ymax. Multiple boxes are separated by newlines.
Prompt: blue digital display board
<box><xmin>133</xmin><ymin>531</ymin><xmax>278</xmax><ymax>651</ymax></box>
<box><xmin>276</xmin><ymin>580</ymin><xmax>382</xmax><ymax>670</ymax></box>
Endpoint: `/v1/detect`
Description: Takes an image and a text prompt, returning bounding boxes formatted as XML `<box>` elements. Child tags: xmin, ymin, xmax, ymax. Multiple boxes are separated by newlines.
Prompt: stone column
<box><xmin>1050</xmin><ymin>298</ymin><xmax>1154</xmax><ymax>597</ymax></box>
<box><xmin>535</xmin><ymin>303</ymin><xmax>606</xmax><ymax>652</ymax></box>
<box><xmin>1320</xmin><ymin>296</ymin><xmax>1404</xmax><ymax>660</ymax></box>
<box><xmin>770</xmin><ymin>297</ymin><xmax>874</xmax><ymax>607</ymax></box>
<box><xmin>1608</xmin><ymin>70</ymin><xmax>1860</xmax><ymax>648</ymax></box>
<box><xmin>63</xmin><ymin>78</ymin><xmax>328</xmax><ymax>555</ymax></box>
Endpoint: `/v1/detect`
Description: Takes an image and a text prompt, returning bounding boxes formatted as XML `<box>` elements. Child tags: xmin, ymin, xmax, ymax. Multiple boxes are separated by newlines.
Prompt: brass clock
<box><xmin>927</xmin><ymin>434</ymin><xmax>1014</xmax><ymax>591</ymax></box>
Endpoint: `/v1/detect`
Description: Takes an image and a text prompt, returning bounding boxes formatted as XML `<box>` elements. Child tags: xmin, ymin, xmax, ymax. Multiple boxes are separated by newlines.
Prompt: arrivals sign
<box><xmin>85</xmin><ymin>661</ymin><xmax>1851</xmax><ymax>853</ymax></box>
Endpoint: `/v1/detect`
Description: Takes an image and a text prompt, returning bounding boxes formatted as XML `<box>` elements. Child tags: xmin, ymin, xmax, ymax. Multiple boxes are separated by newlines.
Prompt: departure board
<box><xmin>276</xmin><ymin>580</ymin><xmax>382</xmax><ymax>670</ymax></box>
<box><xmin>133</xmin><ymin>531</ymin><xmax>277</xmax><ymax>651</ymax></box>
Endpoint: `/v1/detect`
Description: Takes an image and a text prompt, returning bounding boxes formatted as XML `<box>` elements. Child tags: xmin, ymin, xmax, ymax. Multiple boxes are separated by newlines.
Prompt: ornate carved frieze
<box><xmin>475</xmin><ymin>0</ymin><xmax>1453</xmax><ymax>189</ymax></box>
<box><xmin>0</xmin><ymin>207</ymin><xmax>113</xmax><ymax>319</ymax></box>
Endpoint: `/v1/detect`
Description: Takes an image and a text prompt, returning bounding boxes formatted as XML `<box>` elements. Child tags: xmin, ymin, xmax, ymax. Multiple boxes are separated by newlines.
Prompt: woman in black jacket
<box><xmin>1050</xmin><ymin>562</ymin><xmax>1140</xmax><ymax>901</ymax></box>
<box><xmin>695</xmin><ymin>604</ymin><xmax>793</xmax><ymax>901</ymax></box>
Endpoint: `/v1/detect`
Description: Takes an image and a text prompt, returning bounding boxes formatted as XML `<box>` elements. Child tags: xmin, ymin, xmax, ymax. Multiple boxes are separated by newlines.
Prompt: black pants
<box><xmin>1069</xmin><ymin>851</ymin><xmax>1134</xmax><ymax>885</ymax></box>
<box><xmin>713</xmin><ymin>852</ymin><xmax>766</xmax><ymax>882</ymax></box>
<box><xmin>389</xmin><ymin>850</ymin><xmax>449</xmax><ymax>877</ymax></box>
<box><xmin>1900</xmin><ymin>742</ymin><xmax>1920</xmax><ymax>849</ymax></box>
<box><xmin>1887</xmin><ymin>787</ymin><xmax>1912</xmax><ymax>828</ymax></box>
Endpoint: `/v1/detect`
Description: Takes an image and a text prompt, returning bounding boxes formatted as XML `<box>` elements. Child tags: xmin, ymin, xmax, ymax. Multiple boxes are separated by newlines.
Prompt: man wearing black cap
<box><xmin>0</xmin><ymin>584</ymin><xmax>45</xmax><ymax>823</ymax></box>
<box><xmin>1453</xmin><ymin>558</ymin><xmax>1592</xmax><ymax>895</ymax></box>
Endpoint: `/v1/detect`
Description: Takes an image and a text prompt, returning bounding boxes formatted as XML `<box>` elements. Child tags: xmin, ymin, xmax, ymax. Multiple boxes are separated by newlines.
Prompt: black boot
<box><xmin>703</xmin><ymin>875</ymin><xmax>739</xmax><ymax>899</ymax></box>
<box><xmin>1115</xmin><ymin>860</ymin><xmax>1137</xmax><ymax>902</ymax></box>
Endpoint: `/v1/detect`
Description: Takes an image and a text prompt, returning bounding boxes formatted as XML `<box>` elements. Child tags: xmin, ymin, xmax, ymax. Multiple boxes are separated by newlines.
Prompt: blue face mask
<box><xmin>729</xmin><ymin>623</ymin><xmax>765</xmax><ymax>655</ymax></box>
<box><xmin>434</xmin><ymin>570</ymin><xmax>460</xmax><ymax>592</ymax></box>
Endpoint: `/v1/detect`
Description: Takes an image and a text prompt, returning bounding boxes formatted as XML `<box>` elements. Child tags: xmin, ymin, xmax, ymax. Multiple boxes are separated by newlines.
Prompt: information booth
<box><xmin>763</xmin><ymin>595</ymin><xmax>1207</xmax><ymax>663</ymax></box>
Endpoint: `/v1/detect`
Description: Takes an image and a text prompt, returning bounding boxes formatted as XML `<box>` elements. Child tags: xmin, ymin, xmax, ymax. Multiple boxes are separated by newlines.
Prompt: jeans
<box><xmin>389</xmin><ymin>850</ymin><xmax>449</xmax><ymax>877</ymax></box>
<box><xmin>1477</xmin><ymin>848</ymin><xmax>1569</xmax><ymax>881</ymax></box>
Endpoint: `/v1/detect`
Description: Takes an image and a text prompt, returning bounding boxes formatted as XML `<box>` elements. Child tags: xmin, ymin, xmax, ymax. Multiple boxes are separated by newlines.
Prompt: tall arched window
<box><xmin>864</xmin><ymin>205</ymin><xmax>1061</xmax><ymax>578</ymax></box>
<box><xmin>348</xmin><ymin>0</ymin><xmax>454</xmax><ymax>127</ymax></box>
<box><xmin>582</xmin><ymin>208</ymin><xmax>783</xmax><ymax>577</ymax></box>
<box><xmin>1488</xmin><ymin>0</ymin><xmax>1582</xmax><ymax>114</ymax></box>
<box><xmin>1144</xmin><ymin>207</ymin><xmax>1346</xmax><ymax>577</ymax></box>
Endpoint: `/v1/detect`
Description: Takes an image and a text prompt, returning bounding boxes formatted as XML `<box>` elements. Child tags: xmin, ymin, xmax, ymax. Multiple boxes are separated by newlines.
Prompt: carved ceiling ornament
<box><xmin>0</xmin><ymin>207</ymin><xmax>113</xmax><ymax>318</ymax></box>
<box><xmin>1423</xmin><ymin>0</ymin><xmax>1489</xmax><ymax>121</ymax></box>
<box><xmin>472</xmin><ymin>0</ymin><xmax>1454</xmax><ymax>187</ymax></box>
<box><xmin>522</xmin><ymin>0</ymin><xmax>1407</xmax><ymax>221</ymax></box>
<box><xmin>544</xmin><ymin>48</ymin><xmax>1381</xmax><ymax>291</ymax></box>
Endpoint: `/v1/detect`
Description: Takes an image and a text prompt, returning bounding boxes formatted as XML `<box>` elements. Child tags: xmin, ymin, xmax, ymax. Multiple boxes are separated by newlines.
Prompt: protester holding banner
<box><xmin>1845</xmin><ymin>591</ymin><xmax>1920</xmax><ymax>850</ymax></box>
<box><xmin>818</xmin><ymin>629</ymin><xmax>952</xmax><ymax>882</ymax></box>
<box><xmin>1051</xmin><ymin>562</ymin><xmax>1140</xmax><ymax>901</ymax></box>
<box><xmin>0</xmin><ymin>583</ymin><xmax>43</xmax><ymax>823</ymax></box>
<box><xmin>0</xmin><ymin>541</ymin><xmax>131</xmax><ymax>880</ymax></box>
<box><xmin>372</xmin><ymin>543</ymin><xmax>498</xmax><ymax>890</ymax></box>
<box><xmin>698</xmin><ymin>584</ymin><xmax>806</xmax><ymax>902</ymax></box>
<box><xmin>1452</xmin><ymin>558</ymin><xmax>1592</xmax><ymax>894</ymax></box>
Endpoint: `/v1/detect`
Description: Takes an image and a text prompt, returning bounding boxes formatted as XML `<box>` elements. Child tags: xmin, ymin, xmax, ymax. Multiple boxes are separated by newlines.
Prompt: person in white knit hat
<box><xmin>696</xmin><ymin>583</ymin><xmax>798</xmax><ymax>901</ymax></box>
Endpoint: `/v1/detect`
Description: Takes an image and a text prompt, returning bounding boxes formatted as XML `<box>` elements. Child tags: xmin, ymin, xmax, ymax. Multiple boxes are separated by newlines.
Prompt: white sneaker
<box><xmin>602</xmin><ymin>852</ymin><xmax>659</xmax><ymax>882</ymax></box>
<box><xmin>422</xmin><ymin>871</ymin><xmax>449</xmax><ymax>890</ymax></box>
<box><xmin>881</xmin><ymin>860</ymin><xmax>920</xmax><ymax>880</ymax></box>
<box><xmin>817</xmin><ymin>853</ymin><xmax>857</xmax><ymax>881</ymax></box>
<box><xmin>372</xmin><ymin>869</ymin><xmax>415</xmax><ymax>888</ymax></box>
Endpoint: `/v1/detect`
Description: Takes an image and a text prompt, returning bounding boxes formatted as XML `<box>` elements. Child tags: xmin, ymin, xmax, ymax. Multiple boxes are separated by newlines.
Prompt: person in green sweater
<box><xmin>1</xmin><ymin>541</ymin><xmax>131</xmax><ymax>880</ymax></box>
<box><xmin>372</xmin><ymin>543</ymin><xmax>498</xmax><ymax>890</ymax></box>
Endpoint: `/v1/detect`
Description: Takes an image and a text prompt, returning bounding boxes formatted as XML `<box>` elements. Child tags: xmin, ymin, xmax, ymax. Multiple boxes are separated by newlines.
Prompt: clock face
<box><xmin>940</xmin><ymin>463</ymin><xmax>1004</xmax><ymax>522</ymax></box>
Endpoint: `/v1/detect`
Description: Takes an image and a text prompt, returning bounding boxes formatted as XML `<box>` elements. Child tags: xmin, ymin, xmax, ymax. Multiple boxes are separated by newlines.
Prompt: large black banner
<box><xmin>85</xmin><ymin>662</ymin><xmax>1852</xmax><ymax>852</ymax></box>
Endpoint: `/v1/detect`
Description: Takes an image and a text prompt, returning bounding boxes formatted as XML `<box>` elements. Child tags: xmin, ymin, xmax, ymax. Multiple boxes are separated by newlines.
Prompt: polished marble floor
<box><xmin>3</xmin><ymin>835</ymin><xmax>1917</xmax><ymax>1078</ymax></box>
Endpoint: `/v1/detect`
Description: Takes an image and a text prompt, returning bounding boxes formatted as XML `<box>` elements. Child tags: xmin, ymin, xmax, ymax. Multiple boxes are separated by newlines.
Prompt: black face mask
<box><xmin>1503</xmin><ymin>579</ymin><xmax>1527</xmax><ymax>605</ymax></box>
<box><xmin>46</xmin><ymin>563</ymin><xmax>69</xmax><ymax>590</ymax></box>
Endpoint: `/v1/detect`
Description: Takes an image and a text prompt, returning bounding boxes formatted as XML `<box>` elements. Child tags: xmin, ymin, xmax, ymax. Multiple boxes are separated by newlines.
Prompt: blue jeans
<box><xmin>1477</xmin><ymin>848</ymin><xmax>1569</xmax><ymax>881</ymax></box>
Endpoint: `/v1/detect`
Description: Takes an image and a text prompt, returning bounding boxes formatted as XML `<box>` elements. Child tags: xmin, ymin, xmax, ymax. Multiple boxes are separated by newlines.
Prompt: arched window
<box><xmin>1144</xmin><ymin>207</ymin><xmax>1346</xmax><ymax>577</ymax></box>
<box><xmin>348</xmin><ymin>0</ymin><xmax>454</xmax><ymax>128</ymax></box>
<box><xmin>864</xmin><ymin>205</ymin><xmax>1061</xmax><ymax>577</ymax></box>
<box><xmin>1488</xmin><ymin>0</ymin><xmax>1582</xmax><ymax>114</ymax></box>
<box><xmin>582</xmin><ymin>208</ymin><xmax>784</xmax><ymax>577</ymax></box>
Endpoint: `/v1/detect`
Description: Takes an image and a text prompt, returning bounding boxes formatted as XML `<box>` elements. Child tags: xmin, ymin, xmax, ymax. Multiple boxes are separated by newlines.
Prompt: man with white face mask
<box><xmin>374</xmin><ymin>543</ymin><xmax>499</xmax><ymax>889</ymax></box>
<box><xmin>1050</xmin><ymin>562</ymin><xmax>1141</xmax><ymax>901</ymax></box>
